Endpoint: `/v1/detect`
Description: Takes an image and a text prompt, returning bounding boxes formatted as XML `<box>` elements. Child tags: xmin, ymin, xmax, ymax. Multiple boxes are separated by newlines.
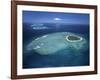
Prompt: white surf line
<box><xmin>42</xmin><ymin>35</ymin><xmax>48</xmax><ymax>38</ymax></box>
<box><xmin>35</xmin><ymin>38</ymin><xmax>40</xmax><ymax>40</ymax></box>
<box><xmin>34</xmin><ymin>45</ymin><xmax>41</xmax><ymax>49</ymax></box>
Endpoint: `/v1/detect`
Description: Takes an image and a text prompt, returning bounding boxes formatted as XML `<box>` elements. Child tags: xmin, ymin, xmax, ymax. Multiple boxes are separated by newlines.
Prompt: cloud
<box><xmin>54</xmin><ymin>18</ymin><xmax>62</xmax><ymax>21</ymax></box>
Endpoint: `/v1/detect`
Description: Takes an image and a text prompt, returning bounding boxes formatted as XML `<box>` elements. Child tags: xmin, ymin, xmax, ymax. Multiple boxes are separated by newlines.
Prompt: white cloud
<box><xmin>54</xmin><ymin>18</ymin><xmax>62</xmax><ymax>21</ymax></box>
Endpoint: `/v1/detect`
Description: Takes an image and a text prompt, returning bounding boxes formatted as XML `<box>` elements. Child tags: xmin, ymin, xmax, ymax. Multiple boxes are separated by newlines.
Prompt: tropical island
<box><xmin>66</xmin><ymin>35</ymin><xmax>82</xmax><ymax>42</ymax></box>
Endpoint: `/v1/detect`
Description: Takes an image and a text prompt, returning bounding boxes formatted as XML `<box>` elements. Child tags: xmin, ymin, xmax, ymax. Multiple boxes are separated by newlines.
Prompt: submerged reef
<box><xmin>26</xmin><ymin>32</ymin><xmax>88</xmax><ymax>55</ymax></box>
<box><xmin>31</xmin><ymin>24</ymin><xmax>48</xmax><ymax>30</ymax></box>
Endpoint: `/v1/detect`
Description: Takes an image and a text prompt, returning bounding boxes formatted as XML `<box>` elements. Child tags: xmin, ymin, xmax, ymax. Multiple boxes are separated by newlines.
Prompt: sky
<box><xmin>23</xmin><ymin>11</ymin><xmax>89</xmax><ymax>25</ymax></box>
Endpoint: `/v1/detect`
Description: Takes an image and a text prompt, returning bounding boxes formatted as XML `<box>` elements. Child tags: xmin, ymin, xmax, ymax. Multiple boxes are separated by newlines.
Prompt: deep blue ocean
<box><xmin>23</xmin><ymin>23</ymin><xmax>90</xmax><ymax>69</ymax></box>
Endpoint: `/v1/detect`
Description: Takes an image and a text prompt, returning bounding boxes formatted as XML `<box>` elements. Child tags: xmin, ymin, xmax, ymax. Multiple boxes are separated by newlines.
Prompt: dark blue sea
<box><xmin>23</xmin><ymin>23</ymin><xmax>90</xmax><ymax>69</ymax></box>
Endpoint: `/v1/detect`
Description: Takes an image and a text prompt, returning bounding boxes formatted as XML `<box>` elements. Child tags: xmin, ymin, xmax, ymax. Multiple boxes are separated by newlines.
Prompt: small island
<box><xmin>66</xmin><ymin>35</ymin><xmax>82</xmax><ymax>42</ymax></box>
